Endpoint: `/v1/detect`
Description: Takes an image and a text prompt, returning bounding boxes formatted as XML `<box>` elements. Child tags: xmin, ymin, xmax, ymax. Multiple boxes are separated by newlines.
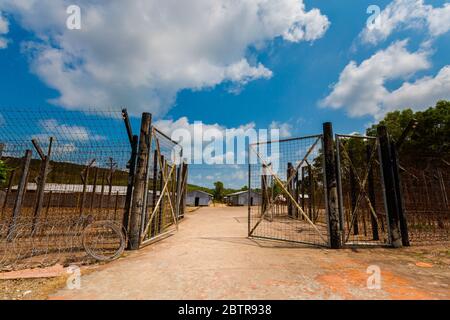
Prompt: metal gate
<box><xmin>248</xmin><ymin>135</ymin><xmax>330</xmax><ymax>247</ymax></box>
<box><xmin>336</xmin><ymin>134</ymin><xmax>390</xmax><ymax>246</ymax></box>
<box><xmin>139</xmin><ymin>127</ymin><xmax>187</xmax><ymax>247</ymax></box>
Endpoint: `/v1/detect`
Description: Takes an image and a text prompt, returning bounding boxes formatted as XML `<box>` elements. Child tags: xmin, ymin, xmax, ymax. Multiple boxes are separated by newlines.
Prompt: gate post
<box><xmin>323</xmin><ymin>123</ymin><xmax>342</xmax><ymax>249</ymax></box>
<box><xmin>391</xmin><ymin>141</ymin><xmax>410</xmax><ymax>246</ymax></box>
<box><xmin>129</xmin><ymin>113</ymin><xmax>152</xmax><ymax>250</ymax></box>
<box><xmin>377</xmin><ymin>126</ymin><xmax>402</xmax><ymax>248</ymax></box>
<box><xmin>287</xmin><ymin>162</ymin><xmax>294</xmax><ymax>217</ymax></box>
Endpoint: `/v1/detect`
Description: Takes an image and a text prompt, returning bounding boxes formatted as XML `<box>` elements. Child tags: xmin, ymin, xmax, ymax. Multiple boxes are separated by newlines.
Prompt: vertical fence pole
<box><xmin>123</xmin><ymin>135</ymin><xmax>138</xmax><ymax>234</ymax></box>
<box><xmin>1</xmin><ymin>169</ymin><xmax>15</xmax><ymax>220</ymax></box>
<box><xmin>261</xmin><ymin>164</ymin><xmax>268</xmax><ymax>214</ymax></box>
<box><xmin>349</xmin><ymin>146</ymin><xmax>359</xmax><ymax>235</ymax></box>
<box><xmin>301</xmin><ymin>167</ymin><xmax>306</xmax><ymax>213</ymax></box>
<box><xmin>175</xmin><ymin>151</ymin><xmax>183</xmax><ymax>220</ymax></box>
<box><xmin>377</xmin><ymin>126</ymin><xmax>402</xmax><ymax>248</ymax></box>
<box><xmin>181</xmin><ymin>162</ymin><xmax>188</xmax><ymax>217</ymax></box>
<box><xmin>31</xmin><ymin>145</ymin><xmax>51</xmax><ymax>234</ymax></box>
<box><xmin>323</xmin><ymin>123</ymin><xmax>341</xmax><ymax>249</ymax></box>
<box><xmin>367</xmin><ymin>144</ymin><xmax>379</xmax><ymax>241</ymax></box>
<box><xmin>99</xmin><ymin>171</ymin><xmax>106</xmax><ymax>211</ymax></box>
<box><xmin>150</xmin><ymin>149</ymin><xmax>159</xmax><ymax>236</ymax></box>
<box><xmin>8</xmin><ymin>150</ymin><xmax>32</xmax><ymax>238</ymax></box>
<box><xmin>140</xmin><ymin>125</ymin><xmax>153</xmax><ymax>239</ymax></box>
<box><xmin>287</xmin><ymin>162</ymin><xmax>293</xmax><ymax>217</ymax></box>
<box><xmin>129</xmin><ymin>113</ymin><xmax>152</xmax><ymax>250</ymax></box>
<box><xmin>89</xmin><ymin>167</ymin><xmax>99</xmax><ymax>214</ymax></box>
<box><xmin>391</xmin><ymin>141</ymin><xmax>410</xmax><ymax>246</ymax></box>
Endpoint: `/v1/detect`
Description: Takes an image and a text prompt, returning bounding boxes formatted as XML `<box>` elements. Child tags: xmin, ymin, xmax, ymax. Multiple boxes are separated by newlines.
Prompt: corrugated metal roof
<box><xmin>10</xmin><ymin>183</ymin><xmax>161</xmax><ymax>196</ymax></box>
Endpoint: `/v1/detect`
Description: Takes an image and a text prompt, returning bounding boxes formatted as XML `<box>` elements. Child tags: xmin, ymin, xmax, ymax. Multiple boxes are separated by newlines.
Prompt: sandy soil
<box><xmin>38</xmin><ymin>207</ymin><xmax>449</xmax><ymax>300</ymax></box>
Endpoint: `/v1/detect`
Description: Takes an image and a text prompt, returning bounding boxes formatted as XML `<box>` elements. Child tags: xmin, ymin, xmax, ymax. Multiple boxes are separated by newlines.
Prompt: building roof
<box><xmin>227</xmin><ymin>190</ymin><xmax>260</xmax><ymax>197</ymax></box>
<box><xmin>11</xmin><ymin>183</ymin><xmax>160</xmax><ymax>196</ymax></box>
<box><xmin>187</xmin><ymin>190</ymin><xmax>213</xmax><ymax>197</ymax></box>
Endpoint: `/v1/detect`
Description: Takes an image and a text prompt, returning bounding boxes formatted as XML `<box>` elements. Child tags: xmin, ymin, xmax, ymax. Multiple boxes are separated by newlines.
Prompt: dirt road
<box><xmin>49</xmin><ymin>207</ymin><xmax>450</xmax><ymax>300</ymax></box>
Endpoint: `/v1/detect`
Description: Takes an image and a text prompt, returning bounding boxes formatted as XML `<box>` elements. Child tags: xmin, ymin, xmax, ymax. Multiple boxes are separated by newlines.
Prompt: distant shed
<box><xmin>186</xmin><ymin>190</ymin><xmax>213</xmax><ymax>207</ymax></box>
<box><xmin>225</xmin><ymin>190</ymin><xmax>261</xmax><ymax>206</ymax></box>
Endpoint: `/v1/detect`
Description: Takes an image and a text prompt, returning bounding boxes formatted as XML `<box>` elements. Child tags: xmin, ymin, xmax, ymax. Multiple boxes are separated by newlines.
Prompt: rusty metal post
<box><xmin>128</xmin><ymin>113</ymin><xmax>152</xmax><ymax>250</ymax></box>
<box><xmin>8</xmin><ymin>150</ymin><xmax>32</xmax><ymax>238</ymax></box>
<box><xmin>377</xmin><ymin>126</ymin><xmax>402</xmax><ymax>248</ymax></box>
<box><xmin>323</xmin><ymin>123</ymin><xmax>341</xmax><ymax>249</ymax></box>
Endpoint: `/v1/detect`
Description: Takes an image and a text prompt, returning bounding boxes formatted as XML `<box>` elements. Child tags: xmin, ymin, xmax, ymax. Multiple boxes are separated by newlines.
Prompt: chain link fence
<box><xmin>0</xmin><ymin>109</ymin><xmax>130</xmax><ymax>270</ymax></box>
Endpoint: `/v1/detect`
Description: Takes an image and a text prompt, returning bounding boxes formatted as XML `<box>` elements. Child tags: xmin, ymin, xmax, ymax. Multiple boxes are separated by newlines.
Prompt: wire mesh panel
<box><xmin>400</xmin><ymin>157</ymin><xmax>450</xmax><ymax>244</ymax></box>
<box><xmin>336</xmin><ymin>135</ymin><xmax>390</xmax><ymax>246</ymax></box>
<box><xmin>140</xmin><ymin>127</ymin><xmax>184</xmax><ymax>245</ymax></box>
<box><xmin>249</xmin><ymin>135</ymin><xmax>329</xmax><ymax>247</ymax></box>
<box><xmin>0</xmin><ymin>108</ymin><xmax>130</xmax><ymax>270</ymax></box>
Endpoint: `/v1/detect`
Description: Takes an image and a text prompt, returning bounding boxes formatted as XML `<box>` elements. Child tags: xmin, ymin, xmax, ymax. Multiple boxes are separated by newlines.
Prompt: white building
<box><xmin>225</xmin><ymin>190</ymin><xmax>261</xmax><ymax>206</ymax></box>
<box><xmin>186</xmin><ymin>190</ymin><xmax>213</xmax><ymax>207</ymax></box>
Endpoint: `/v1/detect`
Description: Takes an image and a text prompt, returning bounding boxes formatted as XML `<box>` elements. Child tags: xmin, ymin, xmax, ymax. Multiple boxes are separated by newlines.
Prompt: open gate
<box><xmin>336</xmin><ymin>134</ymin><xmax>390</xmax><ymax>246</ymax></box>
<box><xmin>248</xmin><ymin>124</ymin><xmax>402</xmax><ymax>248</ymax></box>
<box><xmin>248</xmin><ymin>135</ymin><xmax>330</xmax><ymax>247</ymax></box>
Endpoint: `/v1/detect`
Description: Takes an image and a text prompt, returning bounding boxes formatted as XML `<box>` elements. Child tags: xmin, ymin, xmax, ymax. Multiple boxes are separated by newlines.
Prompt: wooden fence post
<box><xmin>8</xmin><ymin>150</ymin><xmax>32</xmax><ymax>238</ymax></box>
<box><xmin>377</xmin><ymin>126</ymin><xmax>402</xmax><ymax>248</ymax></box>
<box><xmin>323</xmin><ymin>123</ymin><xmax>341</xmax><ymax>249</ymax></box>
<box><xmin>128</xmin><ymin>112</ymin><xmax>152</xmax><ymax>250</ymax></box>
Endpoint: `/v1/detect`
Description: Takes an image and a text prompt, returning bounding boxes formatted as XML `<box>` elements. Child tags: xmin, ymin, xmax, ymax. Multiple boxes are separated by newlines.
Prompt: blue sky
<box><xmin>0</xmin><ymin>0</ymin><xmax>449</xmax><ymax>188</ymax></box>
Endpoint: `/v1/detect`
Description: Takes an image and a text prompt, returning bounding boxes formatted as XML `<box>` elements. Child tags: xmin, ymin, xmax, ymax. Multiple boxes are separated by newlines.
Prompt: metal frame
<box><xmin>335</xmin><ymin>134</ymin><xmax>390</xmax><ymax>246</ymax></box>
<box><xmin>248</xmin><ymin>134</ymin><xmax>330</xmax><ymax>247</ymax></box>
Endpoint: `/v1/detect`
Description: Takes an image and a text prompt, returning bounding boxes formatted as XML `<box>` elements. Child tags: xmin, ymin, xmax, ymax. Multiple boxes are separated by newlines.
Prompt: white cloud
<box><xmin>320</xmin><ymin>40</ymin><xmax>444</xmax><ymax>118</ymax></box>
<box><xmin>360</xmin><ymin>0</ymin><xmax>450</xmax><ymax>45</ymax></box>
<box><xmin>270</xmin><ymin>121</ymin><xmax>292</xmax><ymax>138</ymax></box>
<box><xmin>0</xmin><ymin>11</ymin><xmax>9</xmax><ymax>49</ymax></box>
<box><xmin>0</xmin><ymin>0</ymin><xmax>329</xmax><ymax>116</ymax></box>
<box><xmin>34</xmin><ymin>118</ymin><xmax>105</xmax><ymax>142</ymax></box>
<box><xmin>383</xmin><ymin>65</ymin><xmax>450</xmax><ymax>112</ymax></box>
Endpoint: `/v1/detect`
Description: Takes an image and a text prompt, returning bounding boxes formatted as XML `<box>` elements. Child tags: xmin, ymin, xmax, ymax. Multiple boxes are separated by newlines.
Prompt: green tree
<box><xmin>367</xmin><ymin>100</ymin><xmax>450</xmax><ymax>157</ymax></box>
<box><xmin>0</xmin><ymin>160</ymin><xmax>7</xmax><ymax>185</ymax></box>
<box><xmin>213</xmin><ymin>181</ymin><xmax>225</xmax><ymax>201</ymax></box>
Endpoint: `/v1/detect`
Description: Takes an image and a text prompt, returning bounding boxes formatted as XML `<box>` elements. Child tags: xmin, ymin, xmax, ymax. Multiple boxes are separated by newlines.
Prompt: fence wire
<box><xmin>336</xmin><ymin>135</ymin><xmax>389</xmax><ymax>246</ymax></box>
<box><xmin>0</xmin><ymin>108</ymin><xmax>130</xmax><ymax>270</ymax></box>
<box><xmin>141</xmin><ymin>127</ymin><xmax>185</xmax><ymax>244</ymax></box>
<box><xmin>249</xmin><ymin>135</ymin><xmax>329</xmax><ymax>247</ymax></box>
<box><xmin>400</xmin><ymin>156</ymin><xmax>450</xmax><ymax>244</ymax></box>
